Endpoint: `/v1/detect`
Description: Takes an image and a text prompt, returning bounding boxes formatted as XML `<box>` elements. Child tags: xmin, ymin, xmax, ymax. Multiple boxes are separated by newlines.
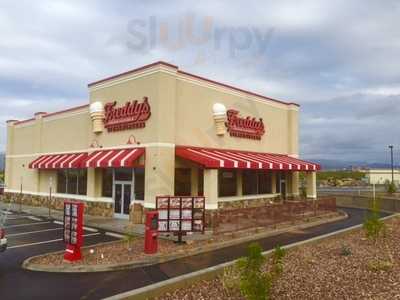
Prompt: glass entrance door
<box><xmin>114</xmin><ymin>181</ymin><xmax>132</xmax><ymax>218</ymax></box>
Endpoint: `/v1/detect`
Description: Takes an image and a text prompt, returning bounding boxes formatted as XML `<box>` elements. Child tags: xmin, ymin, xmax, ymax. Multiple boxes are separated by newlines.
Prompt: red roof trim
<box><xmin>13</xmin><ymin>104</ymin><xmax>89</xmax><ymax>126</ymax></box>
<box><xmin>177</xmin><ymin>70</ymin><xmax>299</xmax><ymax>107</ymax></box>
<box><xmin>43</xmin><ymin>104</ymin><xmax>89</xmax><ymax>119</ymax></box>
<box><xmin>14</xmin><ymin>118</ymin><xmax>35</xmax><ymax>125</ymax></box>
<box><xmin>87</xmin><ymin>61</ymin><xmax>179</xmax><ymax>87</ymax></box>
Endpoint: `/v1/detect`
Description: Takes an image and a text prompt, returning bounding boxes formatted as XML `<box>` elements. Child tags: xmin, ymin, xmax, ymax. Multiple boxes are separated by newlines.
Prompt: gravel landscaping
<box><xmin>28</xmin><ymin>211</ymin><xmax>343</xmax><ymax>268</ymax></box>
<box><xmin>154</xmin><ymin>215</ymin><xmax>400</xmax><ymax>300</ymax></box>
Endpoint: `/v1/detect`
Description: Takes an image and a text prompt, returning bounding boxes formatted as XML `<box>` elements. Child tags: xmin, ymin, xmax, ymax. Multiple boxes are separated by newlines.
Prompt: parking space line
<box><xmin>83</xmin><ymin>226</ymin><xmax>98</xmax><ymax>233</ymax></box>
<box><xmin>0</xmin><ymin>210</ymin><xmax>13</xmax><ymax>215</ymax></box>
<box><xmin>105</xmin><ymin>232</ymin><xmax>125</xmax><ymax>239</ymax></box>
<box><xmin>54</xmin><ymin>221</ymin><xmax>98</xmax><ymax>233</ymax></box>
<box><xmin>8</xmin><ymin>233</ymin><xmax>101</xmax><ymax>249</ymax></box>
<box><xmin>5</xmin><ymin>216</ymin><xmax>35</xmax><ymax>220</ymax></box>
<box><xmin>27</xmin><ymin>216</ymin><xmax>43</xmax><ymax>221</ymax></box>
<box><xmin>7</xmin><ymin>227</ymin><xmax>64</xmax><ymax>237</ymax></box>
<box><xmin>4</xmin><ymin>222</ymin><xmax>51</xmax><ymax>228</ymax></box>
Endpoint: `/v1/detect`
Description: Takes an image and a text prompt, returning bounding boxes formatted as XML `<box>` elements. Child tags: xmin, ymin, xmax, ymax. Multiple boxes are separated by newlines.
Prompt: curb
<box><xmin>23</xmin><ymin>211</ymin><xmax>347</xmax><ymax>273</ymax></box>
<box><xmin>104</xmin><ymin>212</ymin><xmax>400</xmax><ymax>300</ymax></box>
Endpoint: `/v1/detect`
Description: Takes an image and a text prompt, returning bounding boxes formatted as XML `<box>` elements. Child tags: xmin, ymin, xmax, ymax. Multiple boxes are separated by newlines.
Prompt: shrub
<box><xmin>363</xmin><ymin>199</ymin><xmax>386</xmax><ymax>242</ymax></box>
<box><xmin>340</xmin><ymin>244</ymin><xmax>352</xmax><ymax>256</ymax></box>
<box><xmin>124</xmin><ymin>232</ymin><xmax>136</xmax><ymax>251</ymax></box>
<box><xmin>367</xmin><ymin>259</ymin><xmax>393</xmax><ymax>272</ymax></box>
<box><xmin>234</xmin><ymin>243</ymin><xmax>286</xmax><ymax>300</ymax></box>
<box><xmin>385</xmin><ymin>180</ymin><xmax>397</xmax><ymax>194</ymax></box>
<box><xmin>236</xmin><ymin>243</ymin><xmax>268</xmax><ymax>300</ymax></box>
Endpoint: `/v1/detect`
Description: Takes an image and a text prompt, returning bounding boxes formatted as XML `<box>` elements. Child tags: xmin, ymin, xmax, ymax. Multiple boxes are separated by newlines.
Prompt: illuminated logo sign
<box><xmin>225</xmin><ymin>109</ymin><xmax>265</xmax><ymax>140</ymax></box>
<box><xmin>104</xmin><ymin>97</ymin><xmax>151</xmax><ymax>132</ymax></box>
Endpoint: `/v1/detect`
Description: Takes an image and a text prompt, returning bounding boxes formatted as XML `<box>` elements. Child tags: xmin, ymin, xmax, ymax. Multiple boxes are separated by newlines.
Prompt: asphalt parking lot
<box><xmin>1</xmin><ymin>210</ymin><xmax>122</xmax><ymax>254</ymax></box>
<box><xmin>0</xmin><ymin>208</ymin><xmax>123</xmax><ymax>299</ymax></box>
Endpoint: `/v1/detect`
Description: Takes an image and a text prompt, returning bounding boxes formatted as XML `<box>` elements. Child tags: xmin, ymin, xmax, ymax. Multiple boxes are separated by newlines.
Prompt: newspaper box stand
<box><xmin>63</xmin><ymin>202</ymin><xmax>84</xmax><ymax>261</ymax></box>
<box><xmin>156</xmin><ymin>196</ymin><xmax>205</xmax><ymax>243</ymax></box>
<box><xmin>144</xmin><ymin>211</ymin><xmax>159</xmax><ymax>254</ymax></box>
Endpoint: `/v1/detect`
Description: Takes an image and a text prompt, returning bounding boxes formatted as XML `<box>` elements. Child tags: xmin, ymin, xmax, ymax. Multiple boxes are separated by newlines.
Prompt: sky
<box><xmin>1</xmin><ymin>0</ymin><xmax>399</xmax><ymax>164</ymax></box>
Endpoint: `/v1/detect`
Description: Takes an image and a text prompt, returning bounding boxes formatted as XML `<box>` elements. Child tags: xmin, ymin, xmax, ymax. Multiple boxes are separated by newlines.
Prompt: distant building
<box><xmin>365</xmin><ymin>169</ymin><xmax>400</xmax><ymax>185</ymax></box>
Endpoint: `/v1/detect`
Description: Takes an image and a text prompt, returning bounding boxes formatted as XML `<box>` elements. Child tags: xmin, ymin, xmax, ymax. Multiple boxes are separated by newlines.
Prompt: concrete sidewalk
<box><xmin>0</xmin><ymin>200</ymin><xmax>143</xmax><ymax>235</ymax></box>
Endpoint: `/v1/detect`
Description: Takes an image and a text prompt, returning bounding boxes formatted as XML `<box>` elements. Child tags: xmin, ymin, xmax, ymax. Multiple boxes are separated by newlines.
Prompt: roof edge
<box><xmin>87</xmin><ymin>61</ymin><xmax>299</xmax><ymax>107</ymax></box>
<box><xmin>87</xmin><ymin>61</ymin><xmax>178</xmax><ymax>87</ymax></box>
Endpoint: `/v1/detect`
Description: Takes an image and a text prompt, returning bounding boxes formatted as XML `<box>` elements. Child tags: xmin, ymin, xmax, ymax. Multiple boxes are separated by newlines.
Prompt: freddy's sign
<box><xmin>104</xmin><ymin>97</ymin><xmax>151</xmax><ymax>132</ymax></box>
<box><xmin>225</xmin><ymin>109</ymin><xmax>265</xmax><ymax>140</ymax></box>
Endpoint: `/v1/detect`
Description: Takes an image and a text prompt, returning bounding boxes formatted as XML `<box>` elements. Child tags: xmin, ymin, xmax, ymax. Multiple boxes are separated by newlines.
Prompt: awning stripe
<box><xmin>175</xmin><ymin>146</ymin><xmax>321</xmax><ymax>171</ymax></box>
<box><xmin>108</xmin><ymin>149</ymin><xmax>126</xmax><ymax>167</ymax></box>
<box><xmin>83</xmin><ymin>148</ymin><xmax>144</xmax><ymax>168</ymax></box>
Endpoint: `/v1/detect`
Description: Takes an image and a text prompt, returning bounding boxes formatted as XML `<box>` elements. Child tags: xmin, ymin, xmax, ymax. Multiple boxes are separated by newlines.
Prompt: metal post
<box><xmin>48</xmin><ymin>177</ymin><xmax>53</xmax><ymax>218</ymax></box>
<box><xmin>389</xmin><ymin>145</ymin><xmax>394</xmax><ymax>184</ymax></box>
<box><xmin>19</xmin><ymin>176</ymin><xmax>23</xmax><ymax>213</ymax></box>
<box><xmin>373</xmin><ymin>183</ymin><xmax>376</xmax><ymax>201</ymax></box>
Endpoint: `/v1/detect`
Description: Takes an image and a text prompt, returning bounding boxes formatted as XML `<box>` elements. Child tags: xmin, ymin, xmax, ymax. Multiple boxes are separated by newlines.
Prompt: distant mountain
<box><xmin>313</xmin><ymin>159</ymin><xmax>397</xmax><ymax>170</ymax></box>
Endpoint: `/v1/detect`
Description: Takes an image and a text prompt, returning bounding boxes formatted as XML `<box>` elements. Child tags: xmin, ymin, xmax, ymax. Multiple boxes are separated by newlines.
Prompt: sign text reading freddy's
<box><xmin>104</xmin><ymin>97</ymin><xmax>151</xmax><ymax>132</ymax></box>
<box><xmin>225</xmin><ymin>109</ymin><xmax>265</xmax><ymax>140</ymax></box>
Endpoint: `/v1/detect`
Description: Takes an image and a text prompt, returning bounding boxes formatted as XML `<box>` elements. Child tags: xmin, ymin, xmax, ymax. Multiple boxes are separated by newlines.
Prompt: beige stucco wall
<box><xmin>175</xmin><ymin>78</ymin><xmax>299</xmax><ymax>155</ymax></box>
<box><xmin>5</xmin><ymin>63</ymin><xmax>302</xmax><ymax>209</ymax></box>
<box><xmin>366</xmin><ymin>170</ymin><xmax>400</xmax><ymax>185</ymax></box>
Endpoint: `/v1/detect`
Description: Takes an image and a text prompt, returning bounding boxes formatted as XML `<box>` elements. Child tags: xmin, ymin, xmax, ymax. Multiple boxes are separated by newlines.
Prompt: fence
<box><xmin>213</xmin><ymin>197</ymin><xmax>336</xmax><ymax>234</ymax></box>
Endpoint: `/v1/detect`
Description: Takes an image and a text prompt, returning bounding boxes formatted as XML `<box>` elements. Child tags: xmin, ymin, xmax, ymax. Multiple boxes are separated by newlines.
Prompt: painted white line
<box><xmin>7</xmin><ymin>227</ymin><xmax>64</xmax><ymax>237</ymax></box>
<box><xmin>8</xmin><ymin>233</ymin><xmax>101</xmax><ymax>249</ymax></box>
<box><xmin>0</xmin><ymin>210</ymin><xmax>13</xmax><ymax>215</ymax></box>
<box><xmin>105</xmin><ymin>232</ymin><xmax>125</xmax><ymax>239</ymax></box>
<box><xmin>54</xmin><ymin>221</ymin><xmax>98</xmax><ymax>233</ymax></box>
<box><xmin>5</xmin><ymin>216</ymin><xmax>34</xmax><ymax>220</ymax></box>
<box><xmin>27</xmin><ymin>216</ymin><xmax>43</xmax><ymax>221</ymax></box>
<box><xmin>83</xmin><ymin>226</ymin><xmax>98</xmax><ymax>233</ymax></box>
<box><xmin>4</xmin><ymin>222</ymin><xmax>51</xmax><ymax>228</ymax></box>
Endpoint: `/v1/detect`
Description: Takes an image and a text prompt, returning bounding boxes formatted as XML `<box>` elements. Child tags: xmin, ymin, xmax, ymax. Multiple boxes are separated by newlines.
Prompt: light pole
<box><xmin>389</xmin><ymin>145</ymin><xmax>394</xmax><ymax>184</ymax></box>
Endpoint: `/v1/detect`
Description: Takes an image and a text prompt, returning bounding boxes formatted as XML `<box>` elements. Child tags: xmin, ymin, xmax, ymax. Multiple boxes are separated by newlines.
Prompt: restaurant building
<box><xmin>4</xmin><ymin>61</ymin><xmax>320</xmax><ymax>223</ymax></box>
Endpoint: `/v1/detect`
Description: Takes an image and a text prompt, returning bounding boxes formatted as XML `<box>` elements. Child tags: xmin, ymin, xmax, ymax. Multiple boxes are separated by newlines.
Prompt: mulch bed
<box><xmin>29</xmin><ymin>211</ymin><xmax>343</xmax><ymax>267</ymax></box>
<box><xmin>154</xmin><ymin>216</ymin><xmax>400</xmax><ymax>300</ymax></box>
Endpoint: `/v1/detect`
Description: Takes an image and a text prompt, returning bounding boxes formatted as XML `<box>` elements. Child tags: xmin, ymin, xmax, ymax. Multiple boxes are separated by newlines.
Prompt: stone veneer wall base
<box><xmin>2</xmin><ymin>192</ymin><xmax>114</xmax><ymax>217</ymax></box>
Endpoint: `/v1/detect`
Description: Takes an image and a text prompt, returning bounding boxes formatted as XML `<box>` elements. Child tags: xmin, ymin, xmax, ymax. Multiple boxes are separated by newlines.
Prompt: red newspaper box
<box><xmin>144</xmin><ymin>211</ymin><xmax>158</xmax><ymax>254</ymax></box>
<box><xmin>63</xmin><ymin>202</ymin><xmax>84</xmax><ymax>261</ymax></box>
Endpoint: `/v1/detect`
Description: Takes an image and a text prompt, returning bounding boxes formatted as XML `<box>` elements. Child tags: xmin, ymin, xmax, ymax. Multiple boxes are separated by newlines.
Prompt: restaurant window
<box><xmin>258</xmin><ymin>171</ymin><xmax>272</xmax><ymax>194</ymax></box>
<box><xmin>57</xmin><ymin>169</ymin><xmax>87</xmax><ymax>195</ymax></box>
<box><xmin>198</xmin><ymin>168</ymin><xmax>204</xmax><ymax>196</ymax></box>
<box><xmin>102</xmin><ymin>169</ymin><xmax>113</xmax><ymax>197</ymax></box>
<box><xmin>134</xmin><ymin>168</ymin><xmax>145</xmax><ymax>200</ymax></box>
<box><xmin>218</xmin><ymin>169</ymin><xmax>237</xmax><ymax>197</ymax></box>
<box><xmin>175</xmin><ymin>168</ymin><xmax>191</xmax><ymax>196</ymax></box>
<box><xmin>242</xmin><ymin>170</ymin><xmax>258</xmax><ymax>195</ymax></box>
<box><xmin>57</xmin><ymin>170</ymin><xmax>67</xmax><ymax>194</ymax></box>
<box><xmin>242</xmin><ymin>171</ymin><xmax>272</xmax><ymax>195</ymax></box>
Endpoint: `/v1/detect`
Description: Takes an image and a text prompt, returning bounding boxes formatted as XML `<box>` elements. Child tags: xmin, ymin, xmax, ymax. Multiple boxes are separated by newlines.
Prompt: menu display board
<box><xmin>63</xmin><ymin>202</ymin><xmax>83</xmax><ymax>246</ymax></box>
<box><xmin>156</xmin><ymin>196</ymin><xmax>205</xmax><ymax>233</ymax></box>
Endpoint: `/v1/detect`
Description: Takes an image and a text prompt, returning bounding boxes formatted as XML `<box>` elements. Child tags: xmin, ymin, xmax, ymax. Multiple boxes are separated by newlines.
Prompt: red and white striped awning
<box><xmin>175</xmin><ymin>146</ymin><xmax>320</xmax><ymax>171</ymax></box>
<box><xmin>29</xmin><ymin>153</ymin><xmax>88</xmax><ymax>169</ymax></box>
<box><xmin>83</xmin><ymin>148</ymin><xmax>145</xmax><ymax>168</ymax></box>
